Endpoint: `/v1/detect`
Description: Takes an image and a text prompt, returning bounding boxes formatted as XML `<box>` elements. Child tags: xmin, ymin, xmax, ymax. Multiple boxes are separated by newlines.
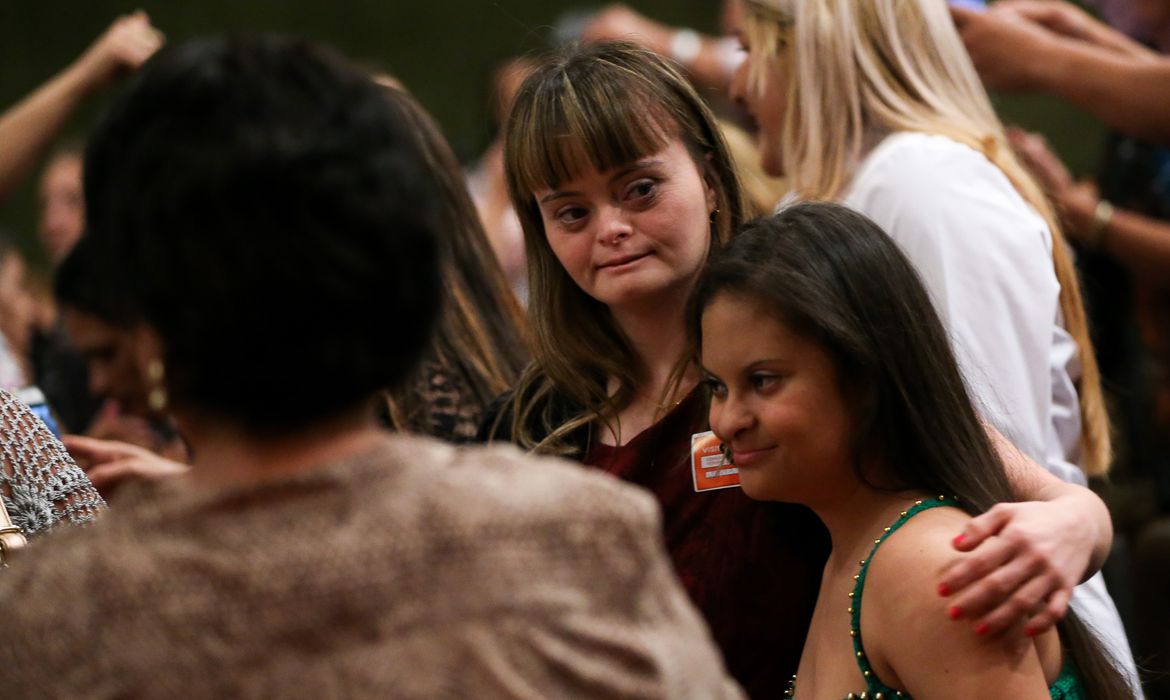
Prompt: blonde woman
<box><xmin>732</xmin><ymin>0</ymin><xmax>1139</xmax><ymax>691</ymax></box>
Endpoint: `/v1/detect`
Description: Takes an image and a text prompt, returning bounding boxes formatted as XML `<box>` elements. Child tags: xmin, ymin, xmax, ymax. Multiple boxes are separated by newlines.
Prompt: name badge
<box><xmin>690</xmin><ymin>431</ymin><xmax>740</xmax><ymax>492</ymax></box>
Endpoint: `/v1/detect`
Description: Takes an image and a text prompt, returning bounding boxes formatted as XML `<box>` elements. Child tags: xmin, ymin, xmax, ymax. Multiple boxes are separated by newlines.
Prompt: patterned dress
<box><xmin>0</xmin><ymin>389</ymin><xmax>104</xmax><ymax>536</ymax></box>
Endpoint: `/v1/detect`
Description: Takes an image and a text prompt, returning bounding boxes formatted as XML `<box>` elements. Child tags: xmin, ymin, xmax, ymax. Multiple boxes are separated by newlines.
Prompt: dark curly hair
<box><xmin>76</xmin><ymin>35</ymin><xmax>443</xmax><ymax>434</ymax></box>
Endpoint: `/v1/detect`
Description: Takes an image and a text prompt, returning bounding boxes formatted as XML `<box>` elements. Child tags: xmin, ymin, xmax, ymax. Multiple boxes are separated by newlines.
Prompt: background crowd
<box><xmin>0</xmin><ymin>0</ymin><xmax>1168</xmax><ymax>697</ymax></box>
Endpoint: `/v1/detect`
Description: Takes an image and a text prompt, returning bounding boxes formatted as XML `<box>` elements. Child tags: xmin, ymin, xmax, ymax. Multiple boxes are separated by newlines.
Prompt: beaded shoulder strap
<box><xmin>849</xmin><ymin>497</ymin><xmax>956</xmax><ymax>699</ymax></box>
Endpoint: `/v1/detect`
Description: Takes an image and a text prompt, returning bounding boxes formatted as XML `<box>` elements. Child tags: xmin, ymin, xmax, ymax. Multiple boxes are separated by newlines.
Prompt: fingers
<box><xmin>950</xmin><ymin>5</ymin><xmax>980</xmax><ymax>29</ymax></box>
<box><xmin>1024</xmin><ymin>587</ymin><xmax>1071</xmax><ymax>636</ymax></box>
<box><xmin>111</xmin><ymin>15</ymin><xmax>164</xmax><ymax>68</ymax></box>
<box><xmin>951</xmin><ymin>503</ymin><xmax>1013</xmax><ymax>552</ymax></box>
<box><xmin>958</xmin><ymin>557</ymin><xmax>1050</xmax><ymax>636</ymax></box>
<box><xmin>62</xmin><ymin>434</ymin><xmax>138</xmax><ymax>465</ymax></box>
<box><xmin>84</xmin><ymin>454</ymin><xmax>188</xmax><ymax>490</ymax></box>
<box><xmin>940</xmin><ymin>501</ymin><xmax>1082</xmax><ymax>638</ymax></box>
<box><xmin>84</xmin><ymin>459</ymin><xmax>142</xmax><ymax>490</ymax></box>
<box><xmin>940</xmin><ymin>523</ymin><xmax>1015</xmax><ymax>597</ymax></box>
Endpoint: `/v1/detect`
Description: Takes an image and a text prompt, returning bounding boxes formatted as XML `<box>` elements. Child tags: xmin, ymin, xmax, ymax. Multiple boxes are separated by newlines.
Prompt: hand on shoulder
<box><xmin>862</xmin><ymin>506</ymin><xmax>1053</xmax><ymax>698</ymax></box>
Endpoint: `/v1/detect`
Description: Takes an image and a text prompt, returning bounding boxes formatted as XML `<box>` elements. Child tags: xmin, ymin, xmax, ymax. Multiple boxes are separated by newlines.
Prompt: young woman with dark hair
<box><xmin>731</xmin><ymin>1</ymin><xmax>1138</xmax><ymax>685</ymax></box>
<box><xmin>697</xmin><ymin>202</ymin><xmax>1129</xmax><ymax>698</ymax></box>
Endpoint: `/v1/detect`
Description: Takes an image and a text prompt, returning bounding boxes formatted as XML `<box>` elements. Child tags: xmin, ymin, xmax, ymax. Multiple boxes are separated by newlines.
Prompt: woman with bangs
<box><xmin>731</xmin><ymin>0</ymin><xmax>1139</xmax><ymax>691</ymax></box>
<box><xmin>482</xmin><ymin>43</ymin><xmax>822</xmax><ymax>697</ymax></box>
<box><xmin>482</xmin><ymin>41</ymin><xmax>1119</xmax><ymax>698</ymax></box>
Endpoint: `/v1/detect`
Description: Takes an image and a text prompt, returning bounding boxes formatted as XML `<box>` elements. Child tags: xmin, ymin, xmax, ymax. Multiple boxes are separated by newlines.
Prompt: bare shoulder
<box><xmin>862</xmin><ymin>505</ymin><xmax>1049</xmax><ymax>697</ymax></box>
<box><xmin>867</xmin><ymin>505</ymin><xmax>970</xmax><ymax>583</ymax></box>
<box><xmin>862</xmin><ymin>505</ymin><xmax>970</xmax><ymax>632</ymax></box>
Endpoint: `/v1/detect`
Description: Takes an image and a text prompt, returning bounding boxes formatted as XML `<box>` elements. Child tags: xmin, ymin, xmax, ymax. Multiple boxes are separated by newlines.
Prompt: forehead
<box><xmin>701</xmin><ymin>292</ymin><xmax>836</xmax><ymax>375</ymax></box>
<box><xmin>533</xmin><ymin>138</ymin><xmax>697</xmax><ymax>194</ymax></box>
<box><xmin>508</xmin><ymin>74</ymin><xmax>684</xmax><ymax>196</ymax></box>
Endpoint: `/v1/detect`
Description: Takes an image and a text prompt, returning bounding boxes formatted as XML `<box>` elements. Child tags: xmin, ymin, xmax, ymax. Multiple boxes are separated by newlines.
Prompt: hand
<box><xmin>63</xmin><ymin>434</ymin><xmax>188</xmax><ymax>497</ymax></box>
<box><xmin>991</xmin><ymin>0</ymin><xmax>1100</xmax><ymax>42</ymax></box>
<box><xmin>71</xmin><ymin>11</ymin><xmax>164</xmax><ymax>94</ymax></box>
<box><xmin>938</xmin><ymin>500</ymin><xmax>1091</xmax><ymax>637</ymax></box>
<box><xmin>581</xmin><ymin>5</ymin><xmax>673</xmax><ymax>55</ymax></box>
<box><xmin>992</xmin><ymin>0</ymin><xmax>1156</xmax><ymax>58</ymax></box>
<box><xmin>1007</xmin><ymin>126</ymin><xmax>1073</xmax><ymax>194</ymax></box>
<box><xmin>952</xmin><ymin>5</ymin><xmax>1062</xmax><ymax>92</ymax></box>
<box><xmin>1007</xmin><ymin>128</ymin><xmax>1102</xmax><ymax>243</ymax></box>
<box><xmin>85</xmin><ymin>399</ymin><xmax>158</xmax><ymax>448</ymax></box>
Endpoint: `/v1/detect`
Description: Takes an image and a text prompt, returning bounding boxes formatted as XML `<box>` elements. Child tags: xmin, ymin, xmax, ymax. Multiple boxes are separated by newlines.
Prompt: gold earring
<box><xmin>147</xmin><ymin>359</ymin><xmax>168</xmax><ymax>412</ymax></box>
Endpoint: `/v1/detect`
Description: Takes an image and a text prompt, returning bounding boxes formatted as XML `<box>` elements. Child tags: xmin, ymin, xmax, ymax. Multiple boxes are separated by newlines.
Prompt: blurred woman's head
<box><xmin>55</xmin><ymin>236</ymin><xmax>153</xmax><ymax>417</ymax></box>
<box><xmin>731</xmin><ymin>0</ymin><xmax>1112</xmax><ymax>477</ymax></box>
<box><xmin>0</xmin><ymin>235</ymin><xmax>36</xmax><ymax>369</ymax></box>
<box><xmin>733</xmin><ymin>0</ymin><xmax>997</xmax><ymax>194</ymax></box>
<box><xmin>38</xmin><ymin>147</ymin><xmax>86</xmax><ymax>264</ymax></box>
<box><xmin>76</xmin><ymin>35</ymin><xmax>444</xmax><ymax>436</ymax></box>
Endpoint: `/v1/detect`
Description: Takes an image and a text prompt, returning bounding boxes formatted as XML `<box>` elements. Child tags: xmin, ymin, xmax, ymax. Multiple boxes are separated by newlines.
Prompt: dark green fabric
<box><xmin>786</xmin><ymin>497</ymin><xmax>1087</xmax><ymax>699</ymax></box>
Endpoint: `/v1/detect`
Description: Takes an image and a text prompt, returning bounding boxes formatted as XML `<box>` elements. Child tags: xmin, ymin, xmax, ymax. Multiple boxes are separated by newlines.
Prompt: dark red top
<box><xmin>585</xmin><ymin>389</ymin><xmax>828</xmax><ymax>699</ymax></box>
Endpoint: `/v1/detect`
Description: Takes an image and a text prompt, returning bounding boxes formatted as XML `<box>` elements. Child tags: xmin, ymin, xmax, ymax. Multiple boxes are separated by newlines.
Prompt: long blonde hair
<box><xmin>742</xmin><ymin>0</ymin><xmax>1110</xmax><ymax>475</ymax></box>
<box><xmin>496</xmin><ymin>42</ymin><xmax>745</xmax><ymax>455</ymax></box>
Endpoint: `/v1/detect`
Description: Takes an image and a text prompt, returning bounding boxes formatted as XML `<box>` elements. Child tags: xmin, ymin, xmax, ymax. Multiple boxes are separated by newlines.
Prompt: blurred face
<box><xmin>63</xmin><ymin>309</ymin><xmax>149</xmax><ymax>417</ymax></box>
<box><xmin>702</xmin><ymin>293</ymin><xmax>855</xmax><ymax>504</ymax></box>
<box><xmin>0</xmin><ymin>256</ymin><xmax>35</xmax><ymax>357</ymax></box>
<box><xmin>38</xmin><ymin>154</ymin><xmax>85</xmax><ymax>263</ymax></box>
<box><xmin>729</xmin><ymin>29</ymin><xmax>791</xmax><ymax>178</ymax></box>
<box><xmin>534</xmin><ymin>138</ymin><xmax>716</xmax><ymax>312</ymax></box>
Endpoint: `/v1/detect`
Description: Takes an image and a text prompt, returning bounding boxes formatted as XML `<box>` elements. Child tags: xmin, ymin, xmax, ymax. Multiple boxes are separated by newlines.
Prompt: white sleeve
<box><xmin>845</xmin><ymin>137</ymin><xmax>1060</xmax><ymax>466</ymax></box>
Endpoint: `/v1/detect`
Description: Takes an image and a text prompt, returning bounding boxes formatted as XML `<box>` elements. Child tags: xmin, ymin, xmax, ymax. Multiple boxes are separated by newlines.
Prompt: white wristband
<box><xmin>670</xmin><ymin>29</ymin><xmax>702</xmax><ymax>66</ymax></box>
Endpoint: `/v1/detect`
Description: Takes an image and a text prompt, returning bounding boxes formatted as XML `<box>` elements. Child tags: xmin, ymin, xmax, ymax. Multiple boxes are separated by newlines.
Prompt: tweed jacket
<box><xmin>0</xmin><ymin>435</ymin><xmax>743</xmax><ymax>699</ymax></box>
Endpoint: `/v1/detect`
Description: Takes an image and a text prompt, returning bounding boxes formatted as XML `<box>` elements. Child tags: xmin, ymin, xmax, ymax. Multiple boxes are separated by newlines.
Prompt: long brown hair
<box><xmin>379</xmin><ymin>86</ymin><xmax>529</xmax><ymax>434</ymax></box>
<box><xmin>692</xmin><ymin>203</ymin><xmax>1130</xmax><ymax>698</ymax></box>
<box><xmin>495</xmin><ymin>42</ymin><xmax>745</xmax><ymax>455</ymax></box>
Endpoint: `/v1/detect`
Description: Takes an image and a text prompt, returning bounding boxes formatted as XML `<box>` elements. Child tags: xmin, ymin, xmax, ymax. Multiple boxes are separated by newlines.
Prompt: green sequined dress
<box><xmin>785</xmin><ymin>499</ymin><xmax>1086</xmax><ymax>700</ymax></box>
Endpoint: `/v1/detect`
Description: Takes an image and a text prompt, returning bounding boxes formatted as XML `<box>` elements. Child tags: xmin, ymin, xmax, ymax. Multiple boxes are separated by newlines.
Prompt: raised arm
<box><xmin>1010</xmin><ymin>126</ymin><xmax>1170</xmax><ymax>277</ymax></box>
<box><xmin>0</xmin><ymin>12</ymin><xmax>162</xmax><ymax>202</ymax></box>
<box><xmin>989</xmin><ymin>0</ymin><xmax>1157</xmax><ymax>58</ymax></box>
<box><xmin>954</xmin><ymin>6</ymin><xmax>1170</xmax><ymax>143</ymax></box>
<box><xmin>581</xmin><ymin>5</ymin><xmax>739</xmax><ymax>92</ymax></box>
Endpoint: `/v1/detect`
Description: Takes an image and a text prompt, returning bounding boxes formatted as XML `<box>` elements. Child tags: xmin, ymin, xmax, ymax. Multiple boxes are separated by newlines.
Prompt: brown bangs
<box><xmin>506</xmin><ymin>54</ymin><xmax>678</xmax><ymax>199</ymax></box>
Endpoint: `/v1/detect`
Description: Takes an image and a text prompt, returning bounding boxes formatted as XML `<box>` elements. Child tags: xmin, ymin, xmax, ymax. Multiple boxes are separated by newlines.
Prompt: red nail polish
<box><xmin>953</xmin><ymin>534</ymin><xmax>966</xmax><ymax>547</ymax></box>
<box><xmin>947</xmin><ymin>605</ymin><xmax>962</xmax><ymax>620</ymax></box>
<box><xmin>975</xmin><ymin>623</ymin><xmax>990</xmax><ymax>636</ymax></box>
<box><xmin>1025</xmin><ymin>627</ymin><xmax>1037</xmax><ymax>637</ymax></box>
<box><xmin>938</xmin><ymin>583</ymin><xmax>951</xmax><ymax>597</ymax></box>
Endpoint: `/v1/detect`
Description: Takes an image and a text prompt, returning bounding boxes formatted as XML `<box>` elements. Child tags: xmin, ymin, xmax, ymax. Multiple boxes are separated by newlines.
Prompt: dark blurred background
<box><xmin>0</xmin><ymin>1</ymin><xmax>1105</xmax><ymax>268</ymax></box>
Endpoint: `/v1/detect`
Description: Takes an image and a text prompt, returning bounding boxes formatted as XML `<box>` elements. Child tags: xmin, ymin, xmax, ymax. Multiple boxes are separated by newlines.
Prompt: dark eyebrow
<box><xmin>538</xmin><ymin>158</ymin><xmax>666</xmax><ymax>205</ymax></box>
<box><xmin>609</xmin><ymin>158</ymin><xmax>664</xmax><ymax>185</ymax></box>
<box><xmin>539</xmin><ymin>191</ymin><xmax>578</xmax><ymax>204</ymax></box>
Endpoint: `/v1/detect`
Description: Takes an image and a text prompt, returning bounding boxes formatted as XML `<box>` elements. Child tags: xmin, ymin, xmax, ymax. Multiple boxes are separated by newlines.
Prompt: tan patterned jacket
<box><xmin>0</xmin><ymin>435</ymin><xmax>743</xmax><ymax>699</ymax></box>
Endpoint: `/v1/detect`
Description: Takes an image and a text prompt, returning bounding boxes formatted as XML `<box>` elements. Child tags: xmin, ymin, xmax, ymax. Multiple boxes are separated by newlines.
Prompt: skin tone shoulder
<box><xmin>701</xmin><ymin>292</ymin><xmax>1063</xmax><ymax>697</ymax></box>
